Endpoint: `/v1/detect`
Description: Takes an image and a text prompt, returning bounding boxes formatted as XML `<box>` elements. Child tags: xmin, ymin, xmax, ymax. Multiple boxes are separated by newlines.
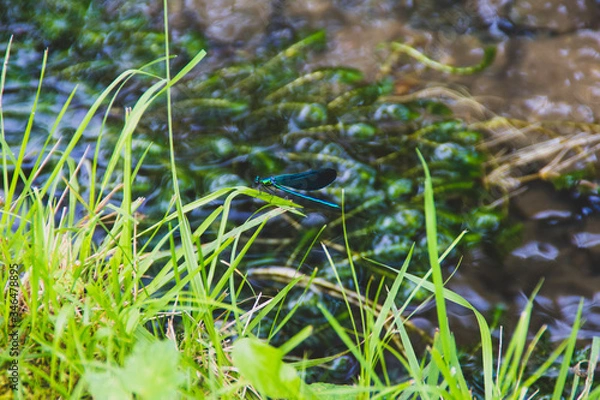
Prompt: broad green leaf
<box><xmin>232</xmin><ymin>337</ymin><xmax>315</xmax><ymax>399</ymax></box>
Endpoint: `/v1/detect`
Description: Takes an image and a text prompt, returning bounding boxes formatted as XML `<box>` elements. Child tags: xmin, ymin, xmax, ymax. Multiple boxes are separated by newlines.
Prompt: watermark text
<box><xmin>6</xmin><ymin>263</ymin><xmax>21</xmax><ymax>391</ymax></box>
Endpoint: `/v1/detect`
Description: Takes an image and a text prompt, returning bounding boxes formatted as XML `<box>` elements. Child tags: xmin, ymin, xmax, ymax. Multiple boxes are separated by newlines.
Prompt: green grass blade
<box><xmin>552</xmin><ymin>299</ymin><xmax>583</xmax><ymax>400</ymax></box>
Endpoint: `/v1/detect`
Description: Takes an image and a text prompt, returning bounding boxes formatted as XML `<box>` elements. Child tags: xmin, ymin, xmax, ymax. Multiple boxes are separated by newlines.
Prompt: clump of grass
<box><xmin>228</xmin><ymin>151</ymin><xmax>600</xmax><ymax>399</ymax></box>
<box><xmin>0</xmin><ymin>31</ymin><xmax>297</xmax><ymax>397</ymax></box>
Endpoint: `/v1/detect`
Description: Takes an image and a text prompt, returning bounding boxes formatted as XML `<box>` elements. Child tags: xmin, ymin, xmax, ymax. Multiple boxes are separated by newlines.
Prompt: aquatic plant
<box><xmin>130</xmin><ymin>31</ymin><xmax>503</xmax><ymax>288</ymax></box>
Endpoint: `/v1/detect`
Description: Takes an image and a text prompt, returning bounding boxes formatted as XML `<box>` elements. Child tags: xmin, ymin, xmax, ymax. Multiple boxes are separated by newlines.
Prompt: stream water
<box><xmin>173</xmin><ymin>0</ymin><xmax>600</xmax><ymax>343</ymax></box>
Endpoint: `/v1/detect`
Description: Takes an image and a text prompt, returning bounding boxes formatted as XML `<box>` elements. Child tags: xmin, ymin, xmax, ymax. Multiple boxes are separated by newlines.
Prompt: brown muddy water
<box><xmin>169</xmin><ymin>0</ymin><xmax>600</xmax><ymax>342</ymax></box>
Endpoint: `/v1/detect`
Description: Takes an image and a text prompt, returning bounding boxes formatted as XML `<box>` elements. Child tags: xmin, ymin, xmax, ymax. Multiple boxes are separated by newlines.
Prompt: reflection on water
<box><xmin>511</xmin><ymin>240</ymin><xmax>560</xmax><ymax>261</ymax></box>
<box><xmin>449</xmin><ymin>181</ymin><xmax>600</xmax><ymax>341</ymax></box>
<box><xmin>573</xmin><ymin>231</ymin><xmax>600</xmax><ymax>249</ymax></box>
